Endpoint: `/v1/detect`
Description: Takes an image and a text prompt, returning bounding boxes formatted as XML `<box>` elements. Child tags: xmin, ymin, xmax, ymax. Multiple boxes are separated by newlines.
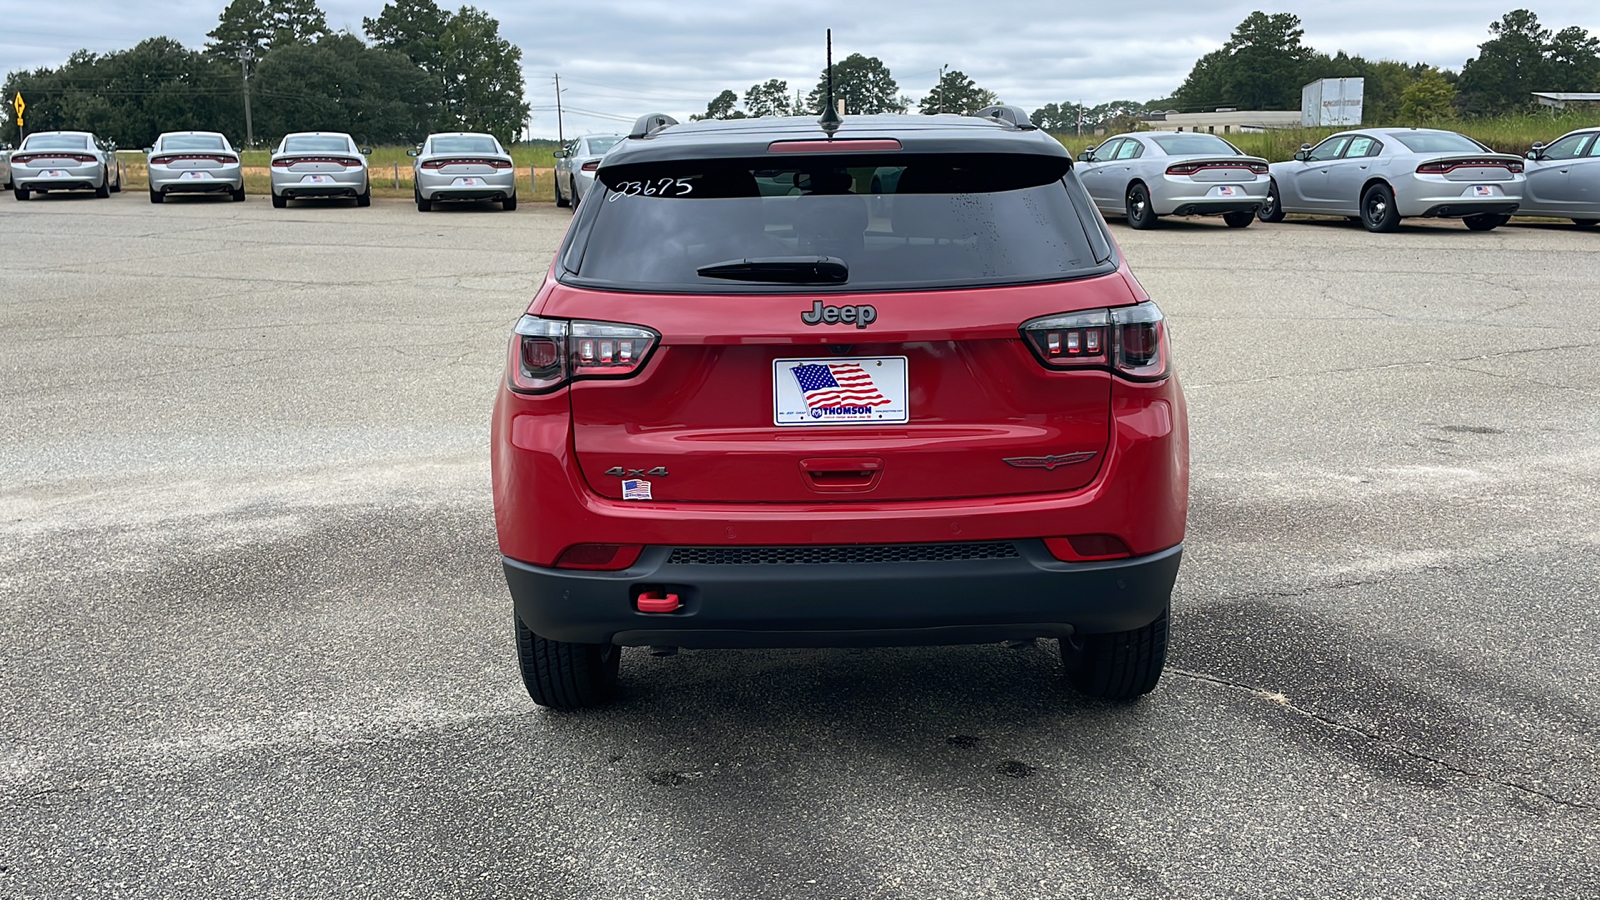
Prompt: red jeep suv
<box><xmin>491</xmin><ymin>108</ymin><xmax>1188</xmax><ymax>708</ymax></box>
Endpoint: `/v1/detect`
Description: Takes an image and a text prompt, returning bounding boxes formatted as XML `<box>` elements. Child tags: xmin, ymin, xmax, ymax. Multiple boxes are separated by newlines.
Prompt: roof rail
<box><xmin>629</xmin><ymin>113</ymin><xmax>678</xmax><ymax>140</ymax></box>
<box><xmin>975</xmin><ymin>105</ymin><xmax>1037</xmax><ymax>131</ymax></box>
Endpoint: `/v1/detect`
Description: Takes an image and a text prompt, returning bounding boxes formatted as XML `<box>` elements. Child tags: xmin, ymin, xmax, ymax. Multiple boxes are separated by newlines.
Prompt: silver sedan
<box><xmin>408</xmin><ymin>132</ymin><xmax>517</xmax><ymax>211</ymax></box>
<box><xmin>10</xmin><ymin>131</ymin><xmax>123</xmax><ymax>200</ymax></box>
<box><xmin>1517</xmin><ymin>127</ymin><xmax>1600</xmax><ymax>228</ymax></box>
<box><xmin>552</xmin><ymin>133</ymin><xmax>623</xmax><ymax>207</ymax></box>
<box><xmin>1260</xmin><ymin>128</ymin><xmax>1525</xmax><ymax>232</ymax></box>
<box><xmin>1077</xmin><ymin>131</ymin><xmax>1269</xmax><ymax>229</ymax></box>
<box><xmin>146</xmin><ymin>131</ymin><xmax>244</xmax><ymax>203</ymax></box>
<box><xmin>269</xmin><ymin>132</ymin><xmax>371</xmax><ymax>208</ymax></box>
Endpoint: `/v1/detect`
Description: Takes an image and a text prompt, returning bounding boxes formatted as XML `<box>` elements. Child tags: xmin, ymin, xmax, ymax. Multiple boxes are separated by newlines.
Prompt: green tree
<box><xmin>1172</xmin><ymin>12</ymin><xmax>1313</xmax><ymax>111</ymax></box>
<box><xmin>918</xmin><ymin>69</ymin><xmax>997</xmax><ymax>115</ymax></box>
<box><xmin>252</xmin><ymin>33</ymin><xmax>431</xmax><ymax>143</ymax></box>
<box><xmin>365</xmin><ymin>1</ymin><xmax>528</xmax><ymax>143</ymax></box>
<box><xmin>207</xmin><ymin>0</ymin><xmax>328</xmax><ymax>57</ymax></box>
<box><xmin>690</xmin><ymin>89</ymin><xmax>745</xmax><ymax>121</ymax></box>
<box><xmin>1399</xmin><ymin>68</ymin><xmax>1457</xmax><ymax>121</ymax></box>
<box><xmin>272</xmin><ymin>0</ymin><xmax>330</xmax><ymax>47</ymax></box>
<box><xmin>806</xmin><ymin>53</ymin><xmax>904</xmax><ymax>115</ymax></box>
<box><xmin>743</xmin><ymin>79</ymin><xmax>792</xmax><ymax>117</ymax></box>
<box><xmin>1458</xmin><ymin>9</ymin><xmax>1551</xmax><ymax>115</ymax></box>
<box><xmin>1546</xmin><ymin>25</ymin><xmax>1600</xmax><ymax>91</ymax></box>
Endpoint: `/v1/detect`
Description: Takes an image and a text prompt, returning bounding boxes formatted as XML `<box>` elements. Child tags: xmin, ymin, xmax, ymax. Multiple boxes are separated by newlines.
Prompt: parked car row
<box><xmin>4</xmin><ymin>128</ymin><xmax>522</xmax><ymax>211</ymax></box>
<box><xmin>1078</xmin><ymin>126</ymin><xmax>1600</xmax><ymax>233</ymax></box>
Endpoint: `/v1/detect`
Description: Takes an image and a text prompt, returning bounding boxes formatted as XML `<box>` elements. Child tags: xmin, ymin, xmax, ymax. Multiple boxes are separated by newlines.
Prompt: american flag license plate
<box><xmin>773</xmin><ymin>356</ymin><xmax>909</xmax><ymax>426</ymax></box>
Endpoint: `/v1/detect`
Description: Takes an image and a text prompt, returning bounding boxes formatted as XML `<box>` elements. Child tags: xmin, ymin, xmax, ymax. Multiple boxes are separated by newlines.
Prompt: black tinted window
<box><xmin>162</xmin><ymin>135</ymin><xmax>226</xmax><ymax>150</ymax></box>
<box><xmin>23</xmin><ymin>134</ymin><xmax>89</xmax><ymax>150</ymax></box>
<box><xmin>1390</xmin><ymin>131</ymin><xmax>1489</xmax><ymax>153</ymax></box>
<box><xmin>1149</xmin><ymin>133</ymin><xmax>1240</xmax><ymax>155</ymax></box>
<box><xmin>566</xmin><ymin>154</ymin><xmax>1108</xmax><ymax>292</ymax></box>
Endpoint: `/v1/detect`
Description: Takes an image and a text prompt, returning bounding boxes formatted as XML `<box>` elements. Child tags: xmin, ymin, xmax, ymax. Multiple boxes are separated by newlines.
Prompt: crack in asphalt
<box><xmin>1168</xmin><ymin>668</ymin><xmax>1600</xmax><ymax>814</ymax></box>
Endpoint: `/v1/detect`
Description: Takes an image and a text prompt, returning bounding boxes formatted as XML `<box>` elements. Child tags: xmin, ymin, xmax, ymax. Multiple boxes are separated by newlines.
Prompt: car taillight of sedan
<box><xmin>12</xmin><ymin>153</ymin><xmax>98</xmax><ymax>164</ymax></box>
<box><xmin>1415</xmin><ymin>158</ymin><xmax>1524</xmax><ymax>174</ymax></box>
<box><xmin>420</xmin><ymin>158</ymin><xmax>513</xmax><ymax>169</ymax></box>
<box><xmin>1166</xmin><ymin>161</ymin><xmax>1269</xmax><ymax>175</ymax></box>
<box><xmin>150</xmin><ymin>154</ymin><xmax>239</xmax><ymax>166</ymax></box>
<box><xmin>271</xmin><ymin>156</ymin><xmax>365</xmax><ymax>168</ymax></box>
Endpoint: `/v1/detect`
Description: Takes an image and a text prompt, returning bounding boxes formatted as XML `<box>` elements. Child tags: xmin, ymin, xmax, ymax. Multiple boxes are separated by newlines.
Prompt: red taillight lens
<box><xmin>271</xmin><ymin>158</ymin><xmax>292</xmax><ymax>167</ymax></box>
<box><xmin>554</xmin><ymin>543</ymin><xmax>644</xmax><ymax>570</ymax></box>
<box><xmin>510</xmin><ymin>315</ymin><xmax>660</xmax><ymax>393</ymax></box>
<box><xmin>1021</xmin><ymin>302</ymin><xmax>1169</xmax><ymax>381</ymax></box>
<box><xmin>422</xmin><ymin>157</ymin><xmax>512</xmax><ymax>169</ymax></box>
<box><xmin>15</xmin><ymin>153</ymin><xmax>96</xmax><ymax>163</ymax></box>
<box><xmin>1416</xmin><ymin>158</ymin><xmax>1523</xmax><ymax>174</ymax></box>
<box><xmin>1044</xmin><ymin>535</ymin><xmax>1132</xmax><ymax>562</ymax></box>
<box><xmin>150</xmin><ymin>154</ymin><xmax>237</xmax><ymax>166</ymax></box>
<box><xmin>1165</xmin><ymin>161</ymin><xmax>1268</xmax><ymax>176</ymax></box>
<box><xmin>581</xmin><ymin>160</ymin><xmax>600</xmax><ymax>172</ymax></box>
<box><xmin>492</xmin><ymin>159</ymin><xmax>513</xmax><ymax>169</ymax></box>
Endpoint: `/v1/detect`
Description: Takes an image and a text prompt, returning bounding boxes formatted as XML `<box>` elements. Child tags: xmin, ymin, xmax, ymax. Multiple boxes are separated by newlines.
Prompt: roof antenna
<box><xmin>818</xmin><ymin>29</ymin><xmax>842</xmax><ymax>138</ymax></box>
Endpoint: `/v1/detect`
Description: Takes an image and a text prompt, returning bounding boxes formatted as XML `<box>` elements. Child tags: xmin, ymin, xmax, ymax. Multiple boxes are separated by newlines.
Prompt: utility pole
<box><xmin>240</xmin><ymin>48</ymin><xmax>254</xmax><ymax>147</ymax></box>
<box><xmin>553</xmin><ymin>72</ymin><xmax>565</xmax><ymax>144</ymax></box>
<box><xmin>937</xmin><ymin>64</ymin><xmax>947</xmax><ymax>113</ymax></box>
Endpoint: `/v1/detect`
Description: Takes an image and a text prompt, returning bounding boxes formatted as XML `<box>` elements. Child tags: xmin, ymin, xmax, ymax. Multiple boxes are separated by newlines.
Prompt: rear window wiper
<box><xmin>696</xmin><ymin>257</ymin><xmax>848</xmax><ymax>284</ymax></box>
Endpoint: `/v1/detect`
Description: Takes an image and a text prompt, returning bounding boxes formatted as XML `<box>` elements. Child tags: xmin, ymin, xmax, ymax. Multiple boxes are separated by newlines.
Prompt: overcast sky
<box><xmin>3</xmin><ymin>1</ymin><xmax>1596</xmax><ymax>138</ymax></box>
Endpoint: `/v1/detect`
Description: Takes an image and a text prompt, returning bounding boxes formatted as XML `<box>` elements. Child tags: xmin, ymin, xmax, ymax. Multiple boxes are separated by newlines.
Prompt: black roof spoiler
<box><xmin>976</xmin><ymin>105</ymin><xmax>1037</xmax><ymax>131</ymax></box>
<box><xmin>629</xmin><ymin>113</ymin><xmax>678</xmax><ymax>140</ymax></box>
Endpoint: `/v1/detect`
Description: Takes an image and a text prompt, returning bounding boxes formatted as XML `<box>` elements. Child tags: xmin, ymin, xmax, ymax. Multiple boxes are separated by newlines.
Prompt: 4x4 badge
<box><xmin>801</xmin><ymin>300</ymin><xmax>877</xmax><ymax>329</ymax></box>
<box><xmin>605</xmin><ymin>466</ymin><xmax>668</xmax><ymax>477</ymax></box>
<box><xmin>1004</xmin><ymin>452</ymin><xmax>1097</xmax><ymax>471</ymax></box>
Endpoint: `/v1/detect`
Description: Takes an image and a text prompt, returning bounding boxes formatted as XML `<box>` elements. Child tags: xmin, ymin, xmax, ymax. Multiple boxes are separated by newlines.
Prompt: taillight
<box><xmin>1020</xmin><ymin>302</ymin><xmax>1169</xmax><ymax>381</ymax></box>
<box><xmin>1165</xmin><ymin>161</ymin><xmax>1268</xmax><ymax>176</ymax></box>
<box><xmin>510</xmin><ymin>315</ymin><xmax>659</xmax><ymax>393</ymax></box>
<box><xmin>492</xmin><ymin>158</ymin><xmax>513</xmax><ymax>169</ymax></box>
<box><xmin>1044</xmin><ymin>535</ymin><xmax>1132</xmax><ymax>562</ymax></box>
<box><xmin>421</xmin><ymin>157</ymin><xmax>512</xmax><ymax>169</ymax></box>
<box><xmin>150</xmin><ymin>154</ymin><xmax>237</xmax><ymax>166</ymax></box>
<box><xmin>14</xmin><ymin>153</ymin><xmax>96</xmax><ymax>163</ymax></box>
<box><xmin>271</xmin><ymin>158</ymin><xmax>292</xmax><ymax>167</ymax></box>
<box><xmin>581</xmin><ymin>160</ymin><xmax>600</xmax><ymax>172</ymax></box>
<box><xmin>272</xmin><ymin>156</ymin><xmax>361</xmax><ymax>167</ymax></box>
<box><xmin>554</xmin><ymin>543</ymin><xmax>644</xmax><ymax>570</ymax></box>
<box><xmin>1416</xmin><ymin>159</ymin><xmax>1523</xmax><ymax>174</ymax></box>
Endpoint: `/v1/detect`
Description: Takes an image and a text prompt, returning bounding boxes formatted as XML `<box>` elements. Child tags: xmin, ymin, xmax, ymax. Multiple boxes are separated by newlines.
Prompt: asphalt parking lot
<box><xmin>2</xmin><ymin>194</ymin><xmax>1597</xmax><ymax>899</ymax></box>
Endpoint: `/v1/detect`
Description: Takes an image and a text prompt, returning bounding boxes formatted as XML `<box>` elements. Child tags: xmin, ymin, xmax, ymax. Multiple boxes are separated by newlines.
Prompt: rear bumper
<box><xmin>271</xmin><ymin>172</ymin><xmax>366</xmax><ymax>198</ymax></box>
<box><xmin>151</xmin><ymin>167</ymin><xmax>242</xmax><ymax>193</ymax></box>
<box><xmin>505</xmin><ymin>542</ymin><xmax>1181</xmax><ymax>647</ymax></box>
<box><xmin>1167</xmin><ymin>200</ymin><xmax>1261</xmax><ymax>217</ymax></box>
<box><xmin>417</xmin><ymin>171</ymin><xmax>515</xmax><ymax>200</ymax></box>
<box><xmin>1417</xmin><ymin>201</ymin><xmax>1520</xmax><ymax>219</ymax></box>
<box><xmin>15</xmin><ymin>169</ymin><xmax>102</xmax><ymax>191</ymax></box>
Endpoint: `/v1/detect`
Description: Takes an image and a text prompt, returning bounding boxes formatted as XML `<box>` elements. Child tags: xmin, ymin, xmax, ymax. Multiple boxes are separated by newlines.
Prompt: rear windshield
<box><xmin>585</xmin><ymin>137</ymin><xmax>622</xmax><ymax>154</ymax></box>
<box><xmin>23</xmin><ymin>135</ymin><xmax>88</xmax><ymax>150</ymax></box>
<box><xmin>1148</xmin><ymin>133</ymin><xmax>1241</xmax><ymax>155</ymax></box>
<box><xmin>162</xmin><ymin>135</ymin><xmax>226</xmax><ymax>150</ymax></box>
<box><xmin>563</xmin><ymin>154</ymin><xmax>1110</xmax><ymax>293</ymax></box>
<box><xmin>431</xmin><ymin>135</ymin><xmax>498</xmax><ymax>154</ymax></box>
<box><xmin>1390</xmin><ymin>131</ymin><xmax>1489</xmax><ymax>154</ymax></box>
<box><xmin>284</xmin><ymin>136</ymin><xmax>350</xmax><ymax>153</ymax></box>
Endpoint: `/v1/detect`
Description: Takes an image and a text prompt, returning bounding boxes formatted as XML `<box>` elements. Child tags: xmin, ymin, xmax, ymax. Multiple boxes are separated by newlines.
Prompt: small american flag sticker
<box><xmin>621</xmin><ymin>479</ymin><xmax>653</xmax><ymax>500</ymax></box>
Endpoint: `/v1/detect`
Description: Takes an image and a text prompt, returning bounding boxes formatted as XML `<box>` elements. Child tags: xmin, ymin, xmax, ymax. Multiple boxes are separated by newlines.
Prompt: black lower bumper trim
<box><xmin>1171</xmin><ymin>201</ymin><xmax>1260</xmax><ymax>216</ymax></box>
<box><xmin>429</xmin><ymin>191</ymin><xmax>507</xmax><ymax>202</ymax></box>
<box><xmin>504</xmin><ymin>541</ymin><xmax>1181</xmax><ymax>648</ymax></box>
<box><xmin>283</xmin><ymin>188</ymin><xmax>360</xmax><ymax>199</ymax></box>
<box><xmin>1421</xmin><ymin>202</ymin><xmax>1519</xmax><ymax>218</ymax></box>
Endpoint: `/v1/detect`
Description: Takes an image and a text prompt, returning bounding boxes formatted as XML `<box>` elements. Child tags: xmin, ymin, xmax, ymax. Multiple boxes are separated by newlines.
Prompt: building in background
<box><xmin>1531</xmin><ymin>92</ymin><xmax>1600</xmax><ymax>111</ymax></box>
<box><xmin>1140</xmin><ymin>109</ymin><xmax>1302</xmax><ymax>134</ymax></box>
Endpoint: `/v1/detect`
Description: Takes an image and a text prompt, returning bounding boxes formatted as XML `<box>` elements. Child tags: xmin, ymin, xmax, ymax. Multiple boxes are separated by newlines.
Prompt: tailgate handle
<box><xmin>800</xmin><ymin>457</ymin><xmax>884</xmax><ymax>493</ymax></box>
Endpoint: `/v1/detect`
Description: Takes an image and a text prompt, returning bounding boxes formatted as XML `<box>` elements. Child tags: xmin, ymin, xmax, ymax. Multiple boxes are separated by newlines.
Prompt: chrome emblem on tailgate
<box><xmin>1003</xmin><ymin>452</ymin><xmax>1097</xmax><ymax>471</ymax></box>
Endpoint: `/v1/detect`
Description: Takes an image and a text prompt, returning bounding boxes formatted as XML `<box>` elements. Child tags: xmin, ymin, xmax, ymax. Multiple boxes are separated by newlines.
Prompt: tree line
<box><xmin>690</xmin><ymin>8</ymin><xmax>1600</xmax><ymax>132</ymax></box>
<box><xmin>1</xmin><ymin>0</ymin><xmax>528</xmax><ymax>149</ymax></box>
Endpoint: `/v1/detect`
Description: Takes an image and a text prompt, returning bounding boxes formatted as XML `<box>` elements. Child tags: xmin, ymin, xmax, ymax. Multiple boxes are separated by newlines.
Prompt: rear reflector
<box><xmin>767</xmin><ymin>139</ymin><xmax>903</xmax><ymax>153</ymax></box>
<box><xmin>554</xmin><ymin>544</ymin><xmax>643</xmax><ymax>570</ymax></box>
<box><xmin>1044</xmin><ymin>535</ymin><xmax>1132</xmax><ymax>562</ymax></box>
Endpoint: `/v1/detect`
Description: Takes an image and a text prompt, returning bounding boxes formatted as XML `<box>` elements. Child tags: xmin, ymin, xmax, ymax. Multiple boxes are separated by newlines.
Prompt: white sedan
<box><xmin>1077</xmin><ymin>131</ymin><xmax>1269</xmax><ymax>229</ymax></box>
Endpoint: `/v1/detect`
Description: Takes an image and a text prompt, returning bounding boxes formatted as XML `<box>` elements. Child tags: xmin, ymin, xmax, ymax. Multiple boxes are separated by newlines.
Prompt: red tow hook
<box><xmin>636</xmin><ymin>590</ymin><xmax>682</xmax><ymax>613</ymax></box>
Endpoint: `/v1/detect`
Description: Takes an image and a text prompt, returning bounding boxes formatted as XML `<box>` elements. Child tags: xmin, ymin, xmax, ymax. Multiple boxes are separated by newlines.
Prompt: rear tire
<box><xmin>1125</xmin><ymin>183</ymin><xmax>1157</xmax><ymax>229</ymax></box>
<box><xmin>230</xmin><ymin>185</ymin><xmax>245</xmax><ymax>202</ymax></box>
<box><xmin>149</xmin><ymin>188</ymin><xmax>163</xmax><ymax>204</ymax></box>
<box><xmin>515</xmin><ymin>616</ymin><xmax>620</xmax><ymax>709</ymax></box>
<box><xmin>1360</xmin><ymin>183</ymin><xmax>1400</xmax><ymax>233</ymax></box>
<box><xmin>1463</xmin><ymin>213</ymin><xmax>1509</xmax><ymax>231</ymax></box>
<box><xmin>554</xmin><ymin>176</ymin><xmax>570</xmax><ymax>208</ymax></box>
<box><xmin>13</xmin><ymin>187</ymin><xmax>29</xmax><ymax>201</ymax></box>
<box><xmin>1222</xmin><ymin>211</ymin><xmax>1254</xmax><ymax>228</ymax></box>
<box><xmin>95</xmin><ymin>177</ymin><xmax>110</xmax><ymax>199</ymax></box>
<box><xmin>271</xmin><ymin>192</ymin><xmax>287</xmax><ymax>209</ymax></box>
<box><xmin>502</xmin><ymin>191</ymin><xmax>517</xmax><ymax>211</ymax></box>
<box><xmin>1572</xmin><ymin>218</ymin><xmax>1598</xmax><ymax>228</ymax></box>
<box><xmin>1062</xmin><ymin>607</ymin><xmax>1169</xmax><ymax>701</ymax></box>
<box><xmin>415</xmin><ymin>188</ymin><xmax>431</xmax><ymax>212</ymax></box>
<box><xmin>1257</xmin><ymin>179</ymin><xmax>1285</xmax><ymax>222</ymax></box>
<box><xmin>356</xmin><ymin>185</ymin><xmax>371</xmax><ymax>208</ymax></box>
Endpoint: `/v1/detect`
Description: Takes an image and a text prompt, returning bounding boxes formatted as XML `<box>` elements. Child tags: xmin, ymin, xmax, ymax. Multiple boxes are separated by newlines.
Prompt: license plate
<box><xmin>774</xmin><ymin>357</ymin><xmax>909</xmax><ymax>426</ymax></box>
<box><xmin>301</xmin><ymin>174</ymin><xmax>330</xmax><ymax>184</ymax></box>
<box><xmin>43</xmin><ymin>170</ymin><xmax>66</xmax><ymax>177</ymax></box>
<box><xmin>1473</xmin><ymin>185</ymin><xmax>1494</xmax><ymax>197</ymax></box>
<box><xmin>453</xmin><ymin>177</ymin><xmax>481</xmax><ymax>186</ymax></box>
<box><xmin>181</xmin><ymin>171</ymin><xmax>211</xmax><ymax>180</ymax></box>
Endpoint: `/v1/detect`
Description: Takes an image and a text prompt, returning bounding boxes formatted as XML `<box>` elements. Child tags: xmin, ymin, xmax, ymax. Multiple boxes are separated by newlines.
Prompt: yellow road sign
<box><xmin>12</xmin><ymin>92</ymin><xmax>22</xmax><ymax>128</ymax></box>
